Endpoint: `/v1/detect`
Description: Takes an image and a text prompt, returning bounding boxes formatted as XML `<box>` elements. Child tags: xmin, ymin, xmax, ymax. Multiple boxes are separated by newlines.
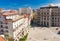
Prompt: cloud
<box><xmin>54</xmin><ymin>3</ymin><xmax>60</xmax><ymax>6</ymax></box>
<box><xmin>39</xmin><ymin>3</ymin><xmax>60</xmax><ymax>7</ymax></box>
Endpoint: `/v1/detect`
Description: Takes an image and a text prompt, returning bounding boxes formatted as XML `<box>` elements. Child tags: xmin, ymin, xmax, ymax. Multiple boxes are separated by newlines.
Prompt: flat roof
<box><xmin>40</xmin><ymin>6</ymin><xmax>59</xmax><ymax>9</ymax></box>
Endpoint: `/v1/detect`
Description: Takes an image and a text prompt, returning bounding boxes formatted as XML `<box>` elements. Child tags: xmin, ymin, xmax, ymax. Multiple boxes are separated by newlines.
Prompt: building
<box><xmin>19</xmin><ymin>7</ymin><xmax>33</xmax><ymax>15</ymax></box>
<box><xmin>0</xmin><ymin>9</ymin><xmax>30</xmax><ymax>41</ymax></box>
<box><xmin>34</xmin><ymin>4</ymin><xmax>60</xmax><ymax>27</ymax></box>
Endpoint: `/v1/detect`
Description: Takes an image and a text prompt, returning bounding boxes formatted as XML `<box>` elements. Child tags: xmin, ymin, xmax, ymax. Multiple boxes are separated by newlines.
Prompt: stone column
<box><xmin>49</xmin><ymin>8</ymin><xmax>52</xmax><ymax>27</ymax></box>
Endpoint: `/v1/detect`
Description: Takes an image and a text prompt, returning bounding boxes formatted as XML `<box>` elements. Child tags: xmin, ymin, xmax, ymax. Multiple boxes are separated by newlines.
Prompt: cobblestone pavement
<box><xmin>26</xmin><ymin>27</ymin><xmax>60</xmax><ymax>41</ymax></box>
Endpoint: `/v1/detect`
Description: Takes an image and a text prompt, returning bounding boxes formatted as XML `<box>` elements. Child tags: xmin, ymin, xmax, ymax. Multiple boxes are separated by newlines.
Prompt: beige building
<box><xmin>34</xmin><ymin>4</ymin><xmax>60</xmax><ymax>27</ymax></box>
<box><xmin>19</xmin><ymin>7</ymin><xmax>33</xmax><ymax>15</ymax></box>
<box><xmin>0</xmin><ymin>9</ymin><xmax>30</xmax><ymax>41</ymax></box>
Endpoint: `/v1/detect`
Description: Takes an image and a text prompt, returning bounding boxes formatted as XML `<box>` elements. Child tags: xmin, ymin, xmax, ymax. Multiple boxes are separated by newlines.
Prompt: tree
<box><xmin>19</xmin><ymin>33</ymin><xmax>28</xmax><ymax>41</ymax></box>
<box><xmin>5</xmin><ymin>34</ymin><xmax>14</xmax><ymax>41</ymax></box>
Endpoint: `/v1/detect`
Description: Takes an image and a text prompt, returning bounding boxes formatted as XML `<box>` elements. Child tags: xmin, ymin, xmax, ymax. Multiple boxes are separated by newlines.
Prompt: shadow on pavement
<box><xmin>30</xmin><ymin>20</ymin><xmax>41</xmax><ymax>27</ymax></box>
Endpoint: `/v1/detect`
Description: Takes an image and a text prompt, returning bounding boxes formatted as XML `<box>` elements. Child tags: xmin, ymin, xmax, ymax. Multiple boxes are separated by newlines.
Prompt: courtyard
<box><xmin>26</xmin><ymin>27</ymin><xmax>60</xmax><ymax>41</ymax></box>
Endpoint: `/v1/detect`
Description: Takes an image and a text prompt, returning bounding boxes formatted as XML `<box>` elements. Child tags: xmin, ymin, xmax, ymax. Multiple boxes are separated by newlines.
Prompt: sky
<box><xmin>0</xmin><ymin>0</ymin><xmax>60</xmax><ymax>9</ymax></box>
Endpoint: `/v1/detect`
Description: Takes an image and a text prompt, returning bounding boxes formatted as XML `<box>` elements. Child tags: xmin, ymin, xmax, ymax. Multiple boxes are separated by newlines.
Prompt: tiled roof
<box><xmin>2</xmin><ymin>10</ymin><xmax>18</xmax><ymax>16</ymax></box>
<box><xmin>0</xmin><ymin>36</ymin><xmax>5</xmax><ymax>41</ymax></box>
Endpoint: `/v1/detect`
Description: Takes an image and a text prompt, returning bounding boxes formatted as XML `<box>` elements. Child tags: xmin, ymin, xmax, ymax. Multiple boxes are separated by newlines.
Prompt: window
<box><xmin>47</xmin><ymin>13</ymin><xmax>49</xmax><ymax>14</ymax></box>
<box><xmin>52</xmin><ymin>23</ymin><xmax>54</xmax><ymax>26</ymax></box>
<box><xmin>1</xmin><ymin>29</ymin><xmax>4</xmax><ymax>32</ymax></box>
<box><xmin>52</xmin><ymin>18</ymin><xmax>54</xmax><ymax>19</ymax></box>
<box><xmin>0</xmin><ymin>22</ymin><xmax>3</xmax><ymax>24</ymax></box>
<box><xmin>52</xmin><ymin>20</ymin><xmax>54</xmax><ymax>22</ymax></box>
<box><xmin>0</xmin><ymin>25</ymin><xmax>3</xmax><ymax>28</ymax></box>
<box><xmin>47</xmin><ymin>18</ymin><xmax>49</xmax><ymax>20</ymax></box>
<box><xmin>6</xmin><ymin>23</ymin><xmax>8</xmax><ymax>24</ymax></box>
<box><xmin>44</xmin><ymin>18</ymin><xmax>46</xmax><ymax>20</ymax></box>
<box><xmin>1</xmin><ymin>22</ymin><xmax>3</xmax><ymax>24</ymax></box>
<box><xmin>5</xmin><ymin>26</ymin><xmax>8</xmax><ymax>29</ymax></box>
<box><xmin>55</xmin><ymin>18</ymin><xmax>56</xmax><ymax>19</ymax></box>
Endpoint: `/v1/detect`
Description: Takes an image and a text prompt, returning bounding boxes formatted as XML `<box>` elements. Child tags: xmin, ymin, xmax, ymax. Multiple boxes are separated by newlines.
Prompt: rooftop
<box><xmin>40</xmin><ymin>4</ymin><xmax>59</xmax><ymax>9</ymax></box>
<box><xmin>0</xmin><ymin>36</ymin><xmax>5</xmax><ymax>41</ymax></box>
<box><xmin>2</xmin><ymin>10</ymin><xmax>18</xmax><ymax>16</ymax></box>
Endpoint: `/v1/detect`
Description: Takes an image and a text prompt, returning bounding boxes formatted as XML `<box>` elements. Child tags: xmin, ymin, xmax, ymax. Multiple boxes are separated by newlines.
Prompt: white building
<box><xmin>0</xmin><ymin>9</ymin><xmax>30</xmax><ymax>41</ymax></box>
<box><xmin>34</xmin><ymin>4</ymin><xmax>60</xmax><ymax>27</ymax></box>
<box><xmin>19</xmin><ymin>7</ymin><xmax>33</xmax><ymax>15</ymax></box>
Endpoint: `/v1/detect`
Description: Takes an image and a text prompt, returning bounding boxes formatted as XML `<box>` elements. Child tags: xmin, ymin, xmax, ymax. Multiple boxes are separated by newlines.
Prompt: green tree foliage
<box><xmin>5</xmin><ymin>34</ymin><xmax>14</xmax><ymax>41</ymax></box>
<box><xmin>19</xmin><ymin>33</ymin><xmax>28</xmax><ymax>41</ymax></box>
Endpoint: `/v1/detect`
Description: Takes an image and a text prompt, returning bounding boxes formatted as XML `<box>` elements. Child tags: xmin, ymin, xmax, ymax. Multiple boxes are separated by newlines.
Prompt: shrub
<box><xmin>19</xmin><ymin>33</ymin><xmax>28</xmax><ymax>41</ymax></box>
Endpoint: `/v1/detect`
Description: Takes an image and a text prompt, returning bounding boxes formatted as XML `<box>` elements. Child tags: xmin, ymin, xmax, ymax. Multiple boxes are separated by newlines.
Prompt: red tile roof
<box><xmin>0</xmin><ymin>36</ymin><xmax>5</xmax><ymax>41</ymax></box>
<box><xmin>2</xmin><ymin>10</ymin><xmax>18</xmax><ymax>16</ymax></box>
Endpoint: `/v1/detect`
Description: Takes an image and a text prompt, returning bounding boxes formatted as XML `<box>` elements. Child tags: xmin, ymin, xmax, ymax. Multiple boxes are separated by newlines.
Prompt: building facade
<box><xmin>0</xmin><ymin>9</ymin><xmax>30</xmax><ymax>41</ymax></box>
<box><xmin>34</xmin><ymin>4</ymin><xmax>60</xmax><ymax>27</ymax></box>
<box><xmin>19</xmin><ymin>7</ymin><xmax>33</xmax><ymax>15</ymax></box>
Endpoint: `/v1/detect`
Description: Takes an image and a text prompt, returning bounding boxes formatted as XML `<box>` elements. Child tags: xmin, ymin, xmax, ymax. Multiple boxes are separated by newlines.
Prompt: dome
<box><xmin>49</xmin><ymin>4</ymin><xmax>54</xmax><ymax>7</ymax></box>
